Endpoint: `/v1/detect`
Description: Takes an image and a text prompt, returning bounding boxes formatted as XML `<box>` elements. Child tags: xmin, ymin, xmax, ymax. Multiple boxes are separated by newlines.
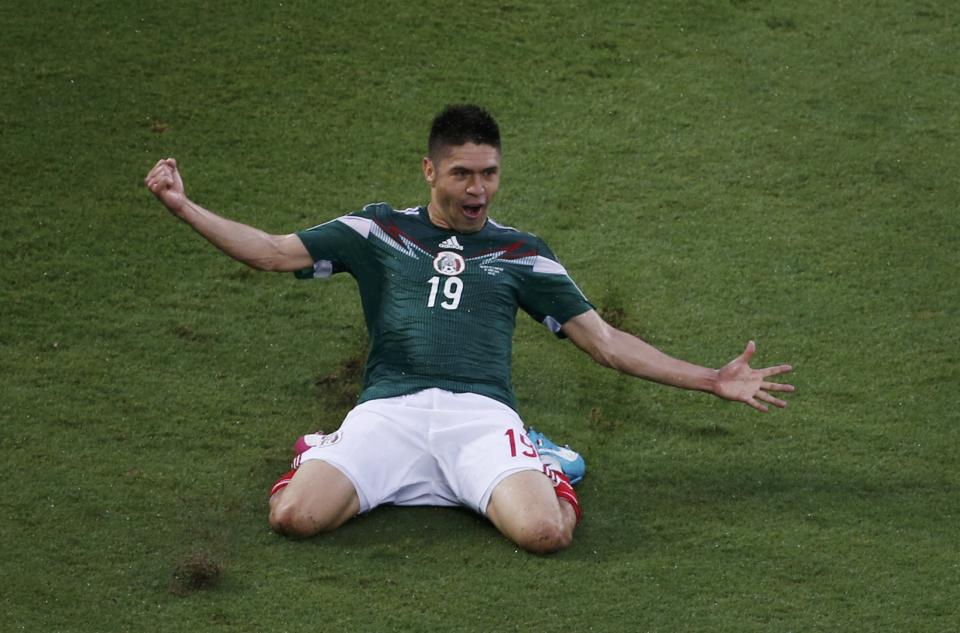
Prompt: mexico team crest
<box><xmin>433</xmin><ymin>251</ymin><xmax>465</xmax><ymax>276</ymax></box>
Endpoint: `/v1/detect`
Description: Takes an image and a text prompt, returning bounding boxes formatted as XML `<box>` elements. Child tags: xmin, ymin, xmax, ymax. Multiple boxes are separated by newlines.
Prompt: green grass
<box><xmin>2</xmin><ymin>1</ymin><xmax>958</xmax><ymax>631</ymax></box>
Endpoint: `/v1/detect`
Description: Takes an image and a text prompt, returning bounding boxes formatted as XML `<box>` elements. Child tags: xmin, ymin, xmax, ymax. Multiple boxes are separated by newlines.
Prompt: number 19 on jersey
<box><xmin>426</xmin><ymin>276</ymin><xmax>463</xmax><ymax>310</ymax></box>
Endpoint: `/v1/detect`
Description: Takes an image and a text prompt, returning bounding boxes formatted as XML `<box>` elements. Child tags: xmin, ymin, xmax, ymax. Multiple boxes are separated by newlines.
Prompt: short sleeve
<box><xmin>517</xmin><ymin>238</ymin><xmax>593</xmax><ymax>335</ymax></box>
<box><xmin>293</xmin><ymin>210</ymin><xmax>375</xmax><ymax>279</ymax></box>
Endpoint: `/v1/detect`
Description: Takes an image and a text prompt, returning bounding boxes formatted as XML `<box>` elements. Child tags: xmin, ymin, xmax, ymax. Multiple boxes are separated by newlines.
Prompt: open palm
<box><xmin>714</xmin><ymin>341</ymin><xmax>794</xmax><ymax>412</ymax></box>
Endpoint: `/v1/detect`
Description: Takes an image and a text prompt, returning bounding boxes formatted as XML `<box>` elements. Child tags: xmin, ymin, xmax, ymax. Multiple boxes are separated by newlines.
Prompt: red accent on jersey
<box><xmin>375</xmin><ymin>219</ymin><xmax>432</xmax><ymax>254</ymax></box>
<box><xmin>473</xmin><ymin>239</ymin><xmax>538</xmax><ymax>260</ymax></box>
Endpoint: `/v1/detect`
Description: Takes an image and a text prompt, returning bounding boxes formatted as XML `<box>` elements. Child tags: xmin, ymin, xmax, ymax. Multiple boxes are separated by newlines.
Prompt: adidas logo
<box><xmin>438</xmin><ymin>236</ymin><xmax>463</xmax><ymax>251</ymax></box>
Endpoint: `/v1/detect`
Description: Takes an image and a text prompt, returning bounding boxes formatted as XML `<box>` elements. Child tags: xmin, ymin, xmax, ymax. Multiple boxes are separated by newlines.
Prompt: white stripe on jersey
<box><xmin>369</xmin><ymin>222</ymin><xmax>431</xmax><ymax>259</ymax></box>
<box><xmin>337</xmin><ymin>215</ymin><xmax>373</xmax><ymax>238</ymax></box>
<box><xmin>486</xmin><ymin>218</ymin><xmax>518</xmax><ymax>231</ymax></box>
<box><xmin>532</xmin><ymin>256</ymin><xmax>568</xmax><ymax>275</ymax></box>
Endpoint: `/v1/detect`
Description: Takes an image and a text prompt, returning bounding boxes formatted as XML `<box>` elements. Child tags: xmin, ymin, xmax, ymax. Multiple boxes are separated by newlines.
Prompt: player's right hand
<box><xmin>144</xmin><ymin>158</ymin><xmax>187</xmax><ymax>216</ymax></box>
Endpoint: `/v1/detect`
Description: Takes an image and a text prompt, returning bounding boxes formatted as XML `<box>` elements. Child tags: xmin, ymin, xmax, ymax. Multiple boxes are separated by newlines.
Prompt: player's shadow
<box><xmin>568</xmin><ymin>455</ymin><xmax>929</xmax><ymax>563</ymax></box>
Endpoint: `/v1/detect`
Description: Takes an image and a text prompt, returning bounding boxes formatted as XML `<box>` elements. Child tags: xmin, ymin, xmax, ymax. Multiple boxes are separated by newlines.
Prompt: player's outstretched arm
<box><xmin>561</xmin><ymin>310</ymin><xmax>794</xmax><ymax>412</ymax></box>
<box><xmin>144</xmin><ymin>158</ymin><xmax>313</xmax><ymax>272</ymax></box>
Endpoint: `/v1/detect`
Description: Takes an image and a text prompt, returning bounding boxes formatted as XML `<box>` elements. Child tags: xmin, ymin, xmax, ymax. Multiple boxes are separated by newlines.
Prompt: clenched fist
<box><xmin>144</xmin><ymin>158</ymin><xmax>188</xmax><ymax>216</ymax></box>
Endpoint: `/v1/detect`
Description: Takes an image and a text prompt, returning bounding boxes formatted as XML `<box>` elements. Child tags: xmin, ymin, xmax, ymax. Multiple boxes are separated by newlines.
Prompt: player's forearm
<box><xmin>602</xmin><ymin>329</ymin><xmax>719</xmax><ymax>393</ymax></box>
<box><xmin>173</xmin><ymin>198</ymin><xmax>292</xmax><ymax>271</ymax></box>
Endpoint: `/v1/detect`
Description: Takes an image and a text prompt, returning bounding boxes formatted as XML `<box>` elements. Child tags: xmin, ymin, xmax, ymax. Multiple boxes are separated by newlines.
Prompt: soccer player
<box><xmin>144</xmin><ymin>104</ymin><xmax>794</xmax><ymax>554</ymax></box>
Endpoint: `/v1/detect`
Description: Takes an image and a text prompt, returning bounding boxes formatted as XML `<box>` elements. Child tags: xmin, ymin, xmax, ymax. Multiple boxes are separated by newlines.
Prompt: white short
<box><xmin>297</xmin><ymin>388</ymin><xmax>544</xmax><ymax>514</ymax></box>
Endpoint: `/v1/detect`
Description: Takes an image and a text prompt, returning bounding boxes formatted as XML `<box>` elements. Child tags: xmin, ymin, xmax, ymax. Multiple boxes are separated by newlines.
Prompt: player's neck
<box><xmin>425</xmin><ymin>202</ymin><xmax>452</xmax><ymax>230</ymax></box>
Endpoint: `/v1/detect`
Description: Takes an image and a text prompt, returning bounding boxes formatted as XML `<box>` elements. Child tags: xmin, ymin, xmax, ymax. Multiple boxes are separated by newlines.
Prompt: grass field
<box><xmin>2</xmin><ymin>1</ymin><xmax>958</xmax><ymax>631</ymax></box>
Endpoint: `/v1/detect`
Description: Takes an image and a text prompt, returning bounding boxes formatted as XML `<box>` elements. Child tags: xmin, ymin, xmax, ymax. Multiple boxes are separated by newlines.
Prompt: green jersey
<box><xmin>295</xmin><ymin>203</ymin><xmax>593</xmax><ymax>410</ymax></box>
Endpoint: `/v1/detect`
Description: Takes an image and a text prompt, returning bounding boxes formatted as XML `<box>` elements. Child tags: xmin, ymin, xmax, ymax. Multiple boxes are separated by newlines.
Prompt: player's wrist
<box><xmin>167</xmin><ymin>195</ymin><xmax>195</xmax><ymax>221</ymax></box>
<box><xmin>702</xmin><ymin>368</ymin><xmax>721</xmax><ymax>395</ymax></box>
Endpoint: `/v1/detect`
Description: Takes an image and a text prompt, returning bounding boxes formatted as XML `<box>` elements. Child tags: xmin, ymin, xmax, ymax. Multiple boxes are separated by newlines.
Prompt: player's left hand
<box><xmin>714</xmin><ymin>341</ymin><xmax>794</xmax><ymax>412</ymax></box>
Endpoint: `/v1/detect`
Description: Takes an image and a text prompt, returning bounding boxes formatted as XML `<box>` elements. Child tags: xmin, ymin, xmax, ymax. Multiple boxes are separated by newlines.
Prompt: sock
<box><xmin>544</xmin><ymin>466</ymin><xmax>582</xmax><ymax>524</ymax></box>
<box><xmin>270</xmin><ymin>468</ymin><xmax>298</xmax><ymax>497</ymax></box>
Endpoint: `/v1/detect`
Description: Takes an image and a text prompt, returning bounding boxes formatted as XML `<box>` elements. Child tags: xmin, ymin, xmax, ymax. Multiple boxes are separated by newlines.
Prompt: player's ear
<box><xmin>422</xmin><ymin>156</ymin><xmax>435</xmax><ymax>186</ymax></box>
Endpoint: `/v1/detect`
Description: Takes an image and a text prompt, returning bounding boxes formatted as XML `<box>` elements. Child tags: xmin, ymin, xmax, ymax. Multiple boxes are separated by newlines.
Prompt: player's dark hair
<box><xmin>428</xmin><ymin>104</ymin><xmax>501</xmax><ymax>161</ymax></box>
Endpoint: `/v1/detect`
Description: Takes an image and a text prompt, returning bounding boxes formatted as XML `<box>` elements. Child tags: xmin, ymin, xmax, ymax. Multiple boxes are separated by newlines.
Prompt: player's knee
<box><xmin>514</xmin><ymin>515</ymin><xmax>573</xmax><ymax>554</ymax></box>
<box><xmin>268</xmin><ymin>501</ymin><xmax>309</xmax><ymax>537</ymax></box>
<box><xmin>269</xmin><ymin>496</ymin><xmax>338</xmax><ymax>538</ymax></box>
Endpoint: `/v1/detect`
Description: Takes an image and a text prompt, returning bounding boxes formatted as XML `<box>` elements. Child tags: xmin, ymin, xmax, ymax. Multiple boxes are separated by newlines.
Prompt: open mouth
<box><xmin>461</xmin><ymin>203</ymin><xmax>485</xmax><ymax>218</ymax></box>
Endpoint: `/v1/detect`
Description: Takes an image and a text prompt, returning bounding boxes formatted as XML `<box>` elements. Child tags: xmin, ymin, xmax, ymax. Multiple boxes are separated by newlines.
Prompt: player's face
<box><xmin>423</xmin><ymin>142</ymin><xmax>501</xmax><ymax>234</ymax></box>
